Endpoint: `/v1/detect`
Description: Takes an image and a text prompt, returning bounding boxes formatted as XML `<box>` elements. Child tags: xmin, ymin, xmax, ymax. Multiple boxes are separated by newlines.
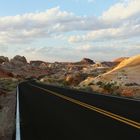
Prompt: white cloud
<box><xmin>69</xmin><ymin>0</ymin><xmax>140</xmax><ymax>43</ymax></box>
<box><xmin>0</xmin><ymin>1</ymin><xmax>140</xmax><ymax>61</ymax></box>
<box><xmin>0</xmin><ymin>7</ymin><xmax>105</xmax><ymax>45</ymax></box>
<box><xmin>22</xmin><ymin>45</ymin><xmax>80</xmax><ymax>62</ymax></box>
<box><xmin>69</xmin><ymin>23</ymin><xmax>140</xmax><ymax>42</ymax></box>
<box><xmin>2</xmin><ymin>1</ymin><xmax>139</xmax><ymax>45</ymax></box>
<box><xmin>76</xmin><ymin>44</ymin><xmax>93</xmax><ymax>51</ymax></box>
<box><xmin>101</xmin><ymin>0</ymin><xmax>140</xmax><ymax>22</ymax></box>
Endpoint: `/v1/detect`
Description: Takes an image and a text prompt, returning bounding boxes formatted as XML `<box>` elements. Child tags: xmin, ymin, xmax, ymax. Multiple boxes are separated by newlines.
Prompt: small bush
<box><xmin>96</xmin><ymin>81</ymin><xmax>103</xmax><ymax>86</ymax></box>
<box><xmin>125</xmin><ymin>83</ymin><xmax>139</xmax><ymax>86</ymax></box>
<box><xmin>88</xmin><ymin>83</ymin><xmax>95</xmax><ymax>86</ymax></box>
<box><xmin>97</xmin><ymin>81</ymin><xmax>119</xmax><ymax>92</ymax></box>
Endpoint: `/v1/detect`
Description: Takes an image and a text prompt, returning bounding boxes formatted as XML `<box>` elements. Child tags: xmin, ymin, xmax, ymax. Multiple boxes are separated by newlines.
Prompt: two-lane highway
<box><xmin>18</xmin><ymin>81</ymin><xmax>140</xmax><ymax>140</ymax></box>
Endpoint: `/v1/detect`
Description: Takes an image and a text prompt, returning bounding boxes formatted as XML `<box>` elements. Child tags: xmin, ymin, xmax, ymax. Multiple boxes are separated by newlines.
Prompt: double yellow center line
<box><xmin>29</xmin><ymin>84</ymin><xmax>140</xmax><ymax>129</ymax></box>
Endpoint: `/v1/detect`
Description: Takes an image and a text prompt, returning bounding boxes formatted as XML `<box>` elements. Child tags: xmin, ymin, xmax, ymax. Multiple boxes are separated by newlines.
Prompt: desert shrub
<box><xmin>96</xmin><ymin>81</ymin><xmax>103</xmax><ymax>86</ymax></box>
<box><xmin>88</xmin><ymin>83</ymin><xmax>95</xmax><ymax>86</ymax></box>
<box><xmin>125</xmin><ymin>83</ymin><xmax>139</xmax><ymax>86</ymax></box>
<box><xmin>60</xmin><ymin>80</ymin><xmax>69</xmax><ymax>87</ymax></box>
<box><xmin>105</xmin><ymin>83</ymin><xmax>119</xmax><ymax>92</ymax></box>
<box><xmin>98</xmin><ymin>82</ymin><xmax>119</xmax><ymax>92</ymax></box>
<box><xmin>103</xmin><ymin>83</ymin><xmax>113</xmax><ymax>91</ymax></box>
<box><xmin>0</xmin><ymin>78</ymin><xmax>18</xmax><ymax>92</ymax></box>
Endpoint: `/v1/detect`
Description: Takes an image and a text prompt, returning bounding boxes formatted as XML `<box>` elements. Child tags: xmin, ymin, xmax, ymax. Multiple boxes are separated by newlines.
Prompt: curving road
<box><xmin>18</xmin><ymin>81</ymin><xmax>140</xmax><ymax>140</ymax></box>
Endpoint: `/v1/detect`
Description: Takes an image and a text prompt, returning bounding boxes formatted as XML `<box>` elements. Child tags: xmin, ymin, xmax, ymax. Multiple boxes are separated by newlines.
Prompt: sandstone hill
<box><xmin>79</xmin><ymin>54</ymin><xmax>140</xmax><ymax>98</ymax></box>
<box><xmin>0</xmin><ymin>54</ymin><xmax>139</xmax><ymax>140</ymax></box>
<box><xmin>113</xmin><ymin>57</ymin><xmax>129</xmax><ymax>63</ymax></box>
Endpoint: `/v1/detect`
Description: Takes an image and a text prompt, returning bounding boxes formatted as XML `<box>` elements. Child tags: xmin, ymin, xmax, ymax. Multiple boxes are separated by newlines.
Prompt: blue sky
<box><xmin>0</xmin><ymin>0</ymin><xmax>118</xmax><ymax>16</ymax></box>
<box><xmin>0</xmin><ymin>0</ymin><xmax>140</xmax><ymax>61</ymax></box>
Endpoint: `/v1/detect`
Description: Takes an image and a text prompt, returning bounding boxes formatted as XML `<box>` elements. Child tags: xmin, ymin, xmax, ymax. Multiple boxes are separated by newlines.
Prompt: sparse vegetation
<box><xmin>125</xmin><ymin>83</ymin><xmax>139</xmax><ymax>86</ymax></box>
<box><xmin>0</xmin><ymin>78</ymin><xmax>18</xmax><ymax>92</ymax></box>
<box><xmin>88</xmin><ymin>83</ymin><xmax>95</xmax><ymax>86</ymax></box>
<box><xmin>96</xmin><ymin>81</ymin><xmax>103</xmax><ymax>86</ymax></box>
<box><xmin>97</xmin><ymin>81</ymin><xmax>119</xmax><ymax>93</ymax></box>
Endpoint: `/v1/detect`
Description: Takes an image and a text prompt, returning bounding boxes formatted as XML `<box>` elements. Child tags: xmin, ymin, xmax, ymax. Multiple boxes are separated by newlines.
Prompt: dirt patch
<box><xmin>0</xmin><ymin>91</ymin><xmax>16</xmax><ymax>140</ymax></box>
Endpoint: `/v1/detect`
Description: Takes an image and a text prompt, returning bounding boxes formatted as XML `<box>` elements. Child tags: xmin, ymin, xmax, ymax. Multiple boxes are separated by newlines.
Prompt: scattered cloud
<box><xmin>0</xmin><ymin>0</ymin><xmax>140</xmax><ymax>61</ymax></box>
<box><xmin>101</xmin><ymin>0</ymin><xmax>140</xmax><ymax>22</ymax></box>
<box><xmin>76</xmin><ymin>44</ymin><xmax>93</xmax><ymax>51</ymax></box>
<box><xmin>68</xmin><ymin>23</ymin><xmax>140</xmax><ymax>42</ymax></box>
<box><xmin>0</xmin><ymin>7</ymin><xmax>105</xmax><ymax>45</ymax></box>
<box><xmin>68</xmin><ymin>0</ymin><xmax>140</xmax><ymax>43</ymax></box>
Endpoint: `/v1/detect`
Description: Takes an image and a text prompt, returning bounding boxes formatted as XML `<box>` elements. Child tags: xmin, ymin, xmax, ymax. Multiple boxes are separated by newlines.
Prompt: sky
<box><xmin>0</xmin><ymin>0</ymin><xmax>140</xmax><ymax>62</ymax></box>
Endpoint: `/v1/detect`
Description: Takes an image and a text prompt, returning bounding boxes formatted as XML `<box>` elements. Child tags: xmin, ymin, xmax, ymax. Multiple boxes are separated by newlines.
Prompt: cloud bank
<box><xmin>69</xmin><ymin>0</ymin><xmax>140</xmax><ymax>43</ymax></box>
<box><xmin>0</xmin><ymin>6</ymin><xmax>105</xmax><ymax>45</ymax></box>
<box><xmin>0</xmin><ymin>0</ymin><xmax>140</xmax><ymax>61</ymax></box>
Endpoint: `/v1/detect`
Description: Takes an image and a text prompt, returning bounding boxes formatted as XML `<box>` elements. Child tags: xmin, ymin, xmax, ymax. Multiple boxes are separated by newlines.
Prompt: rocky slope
<box><xmin>80</xmin><ymin>54</ymin><xmax>140</xmax><ymax>98</ymax></box>
<box><xmin>80</xmin><ymin>58</ymin><xmax>95</xmax><ymax>65</ymax></box>
<box><xmin>39</xmin><ymin>58</ymin><xmax>115</xmax><ymax>87</ymax></box>
<box><xmin>0</xmin><ymin>56</ymin><xmax>9</xmax><ymax>64</ymax></box>
<box><xmin>113</xmin><ymin>57</ymin><xmax>129</xmax><ymax>63</ymax></box>
<box><xmin>0</xmin><ymin>68</ymin><xmax>13</xmax><ymax>78</ymax></box>
<box><xmin>0</xmin><ymin>54</ymin><xmax>139</xmax><ymax>140</ymax></box>
<box><xmin>1</xmin><ymin>55</ymin><xmax>50</xmax><ymax>78</ymax></box>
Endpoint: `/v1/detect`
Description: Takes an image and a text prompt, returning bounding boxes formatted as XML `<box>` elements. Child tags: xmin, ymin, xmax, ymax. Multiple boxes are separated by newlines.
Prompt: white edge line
<box><xmin>16</xmin><ymin>86</ymin><xmax>21</xmax><ymax>140</ymax></box>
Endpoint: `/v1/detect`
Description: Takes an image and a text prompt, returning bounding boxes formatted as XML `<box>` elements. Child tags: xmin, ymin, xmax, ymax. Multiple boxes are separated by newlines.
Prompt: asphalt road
<box><xmin>18</xmin><ymin>81</ymin><xmax>140</xmax><ymax>140</ymax></box>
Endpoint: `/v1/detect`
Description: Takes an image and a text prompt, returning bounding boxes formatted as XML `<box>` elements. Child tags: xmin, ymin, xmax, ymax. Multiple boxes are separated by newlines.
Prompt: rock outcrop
<box><xmin>10</xmin><ymin>55</ymin><xmax>27</xmax><ymax>66</ymax></box>
<box><xmin>0</xmin><ymin>68</ymin><xmax>13</xmax><ymax>78</ymax></box>
<box><xmin>30</xmin><ymin>60</ymin><xmax>45</xmax><ymax>67</ymax></box>
<box><xmin>80</xmin><ymin>58</ymin><xmax>95</xmax><ymax>64</ymax></box>
<box><xmin>0</xmin><ymin>56</ymin><xmax>9</xmax><ymax>64</ymax></box>
<box><xmin>79</xmin><ymin>54</ymin><xmax>140</xmax><ymax>98</ymax></box>
<box><xmin>101</xmin><ymin>61</ymin><xmax>118</xmax><ymax>67</ymax></box>
<box><xmin>65</xmin><ymin>73</ymin><xmax>86</xmax><ymax>86</ymax></box>
<box><xmin>113</xmin><ymin>57</ymin><xmax>129</xmax><ymax>63</ymax></box>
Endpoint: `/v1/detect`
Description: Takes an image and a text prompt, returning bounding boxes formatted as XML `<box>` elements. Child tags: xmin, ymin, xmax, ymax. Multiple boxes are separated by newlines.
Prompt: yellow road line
<box><xmin>29</xmin><ymin>84</ymin><xmax>140</xmax><ymax>129</ymax></box>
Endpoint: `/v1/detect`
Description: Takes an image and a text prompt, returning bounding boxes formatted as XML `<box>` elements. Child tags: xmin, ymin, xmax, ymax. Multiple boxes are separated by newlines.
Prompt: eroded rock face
<box><xmin>113</xmin><ymin>57</ymin><xmax>129</xmax><ymax>63</ymax></box>
<box><xmin>0</xmin><ymin>68</ymin><xmax>14</xmax><ymax>77</ymax></box>
<box><xmin>80</xmin><ymin>58</ymin><xmax>95</xmax><ymax>64</ymax></box>
<box><xmin>79</xmin><ymin>54</ymin><xmax>140</xmax><ymax>98</ymax></box>
<box><xmin>11</xmin><ymin>55</ymin><xmax>27</xmax><ymax>63</ymax></box>
<box><xmin>10</xmin><ymin>55</ymin><xmax>27</xmax><ymax>66</ymax></box>
<box><xmin>30</xmin><ymin>61</ymin><xmax>45</xmax><ymax>67</ymax></box>
<box><xmin>0</xmin><ymin>56</ymin><xmax>9</xmax><ymax>64</ymax></box>
<box><xmin>101</xmin><ymin>61</ymin><xmax>117</xmax><ymax>67</ymax></box>
<box><xmin>65</xmin><ymin>73</ymin><xmax>86</xmax><ymax>86</ymax></box>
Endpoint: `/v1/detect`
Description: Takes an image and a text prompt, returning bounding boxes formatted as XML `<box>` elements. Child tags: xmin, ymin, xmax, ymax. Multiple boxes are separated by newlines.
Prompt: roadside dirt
<box><xmin>0</xmin><ymin>91</ymin><xmax>16</xmax><ymax>140</ymax></box>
